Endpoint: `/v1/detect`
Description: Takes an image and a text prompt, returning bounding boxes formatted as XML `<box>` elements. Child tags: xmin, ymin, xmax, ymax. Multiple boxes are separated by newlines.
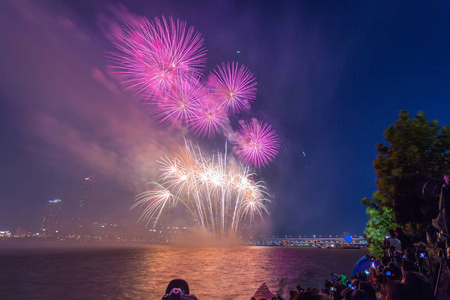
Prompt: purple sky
<box><xmin>0</xmin><ymin>0</ymin><xmax>449</xmax><ymax>236</ymax></box>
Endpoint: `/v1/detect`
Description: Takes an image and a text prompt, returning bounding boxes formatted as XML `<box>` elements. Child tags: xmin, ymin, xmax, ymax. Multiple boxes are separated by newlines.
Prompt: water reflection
<box><xmin>1</xmin><ymin>246</ymin><xmax>367</xmax><ymax>299</ymax></box>
<box><xmin>133</xmin><ymin>246</ymin><xmax>366</xmax><ymax>299</ymax></box>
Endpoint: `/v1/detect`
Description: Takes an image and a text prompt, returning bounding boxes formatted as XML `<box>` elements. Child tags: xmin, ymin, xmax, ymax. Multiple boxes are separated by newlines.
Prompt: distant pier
<box><xmin>256</xmin><ymin>237</ymin><xmax>367</xmax><ymax>247</ymax></box>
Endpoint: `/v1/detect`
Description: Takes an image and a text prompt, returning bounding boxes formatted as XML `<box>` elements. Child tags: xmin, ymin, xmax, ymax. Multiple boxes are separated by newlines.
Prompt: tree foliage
<box><xmin>363</xmin><ymin>110</ymin><xmax>450</xmax><ymax>257</ymax></box>
<box><xmin>362</xmin><ymin>191</ymin><xmax>397</xmax><ymax>258</ymax></box>
<box><xmin>374</xmin><ymin>110</ymin><xmax>450</xmax><ymax>199</ymax></box>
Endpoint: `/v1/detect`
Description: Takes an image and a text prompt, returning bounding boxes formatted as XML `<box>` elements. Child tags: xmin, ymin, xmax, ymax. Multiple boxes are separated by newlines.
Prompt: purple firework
<box><xmin>149</xmin><ymin>77</ymin><xmax>202</xmax><ymax>128</ymax></box>
<box><xmin>234</xmin><ymin>118</ymin><xmax>280</xmax><ymax>168</ymax></box>
<box><xmin>189</xmin><ymin>93</ymin><xmax>229</xmax><ymax>138</ymax></box>
<box><xmin>209</xmin><ymin>62</ymin><xmax>257</xmax><ymax>114</ymax></box>
<box><xmin>110</xmin><ymin>16</ymin><xmax>207</xmax><ymax>102</ymax></box>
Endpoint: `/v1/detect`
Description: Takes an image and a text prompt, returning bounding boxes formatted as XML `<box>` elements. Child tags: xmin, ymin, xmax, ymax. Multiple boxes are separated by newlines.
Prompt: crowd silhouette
<box><xmin>251</xmin><ymin>227</ymin><xmax>450</xmax><ymax>300</ymax></box>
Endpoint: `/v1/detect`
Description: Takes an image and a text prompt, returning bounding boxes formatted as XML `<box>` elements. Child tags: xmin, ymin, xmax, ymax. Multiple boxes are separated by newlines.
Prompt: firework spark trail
<box><xmin>132</xmin><ymin>183</ymin><xmax>173</xmax><ymax>228</ymax></box>
<box><xmin>234</xmin><ymin>118</ymin><xmax>281</xmax><ymax>168</ymax></box>
<box><xmin>132</xmin><ymin>143</ymin><xmax>270</xmax><ymax>236</ymax></box>
<box><xmin>209</xmin><ymin>62</ymin><xmax>257</xmax><ymax>114</ymax></box>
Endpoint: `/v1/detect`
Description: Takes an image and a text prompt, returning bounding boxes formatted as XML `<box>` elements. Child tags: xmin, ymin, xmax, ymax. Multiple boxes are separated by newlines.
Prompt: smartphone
<box><xmin>351</xmin><ymin>286</ymin><xmax>356</xmax><ymax>290</ymax></box>
<box><xmin>348</xmin><ymin>283</ymin><xmax>352</xmax><ymax>287</ymax></box>
<box><xmin>330</xmin><ymin>287</ymin><xmax>336</xmax><ymax>291</ymax></box>
<box><xmin>386</xmin><ymin>271</ymin><xmax>392</xmax><ymax>276</ymax></box>
<box><xmin>402</xmin><ymin>254</ymin><xmax>406</xmax><ymax>259</ymax></box>
<box><xmin>420</xmin><ymin>252</ymin><xmax>425</xmax><ymax>258</ymax></box>
<box><xmin>371</xmin><ymin>261</ymin><xmax>376</xmax><ymax>268</ymax></box>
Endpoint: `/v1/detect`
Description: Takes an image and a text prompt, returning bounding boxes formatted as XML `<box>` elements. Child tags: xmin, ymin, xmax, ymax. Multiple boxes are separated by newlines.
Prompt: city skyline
<box><xmin>0</xmin><ymin>1</ymin><xmax>449</xmax><ymax>237</ymax></box>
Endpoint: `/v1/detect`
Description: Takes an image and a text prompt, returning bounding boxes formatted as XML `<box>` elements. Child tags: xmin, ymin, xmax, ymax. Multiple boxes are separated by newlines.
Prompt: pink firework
<box><xmin>234</xmin><ymin>118</ymin><xmax>280</xmax><ymax>168</ymax></box>
<box><xmin>149</xmin><ymin>77</ymin><xmax>203</xmax><ymax>128</ymax></box>
<box><xmin>110</xmin><ymin>16</ymin><xmax>207</xmax><ymax>102</ymax></box>
<box><xmin>189</xmin><ymin>94</ymin><xmax>229</xmax><ymax>138</ymax></box>
<box><xmin>209</xmin><ymin>62</ymin><xmax>257</xmax><ymax>114</ymax></box>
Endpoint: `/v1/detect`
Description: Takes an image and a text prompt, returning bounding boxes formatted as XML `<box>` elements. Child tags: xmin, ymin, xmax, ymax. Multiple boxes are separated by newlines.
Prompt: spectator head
<box><xmin>358</xmin><ymin>282</ymin><xmax>376</xmax><ymax>300</ymax></box>
<box><xmin>402</xmin><ymin>260</ymin><xmax>419</xmax><ymax>273</ymax></box>
<box><xmin>388</xmin><ymin>229</ymin><xmax>396</xmax><ymax>237</ymax></box>
<box><xmin>351</xmin><ymin>279</ymin><xmax>361</xmax><ymax>288</ymax></box>
<box><xmin>381</xmin><ymin>281</ymin><xmax>412</xmax><ymax>300</ymax></box>
<box><xmin>343</xmin><ymin>288</ymin><xmax>353</xmax><ymax>300</ymax></box>
<box><xmin>404</xmin><ymin>247</ymin><xmax>416</xmax><ymax>261</ymax></box>
<box><xmin>415</xmin><ymin>242</ymin><xmax>427</xmax><ymax>251</ymax></box>
<box><xmin>350</xmin><ymin>290</ymin><xmax>371</xmax><ymax>300</ymax></box>
<box><xmin>402</xmin><ymin>271</ymin><xmax>433</xmax><ymax>300</ymax></box>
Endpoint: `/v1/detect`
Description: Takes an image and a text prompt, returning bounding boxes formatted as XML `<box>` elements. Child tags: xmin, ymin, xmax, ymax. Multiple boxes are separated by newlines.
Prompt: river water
<box><xmin>0</xmin><ymin>245</ymin><xmax>368</xmax><ymax>299</ymax></box>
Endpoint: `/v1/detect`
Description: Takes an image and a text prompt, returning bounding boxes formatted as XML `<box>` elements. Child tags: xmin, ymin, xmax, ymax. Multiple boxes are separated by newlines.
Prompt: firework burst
<box><xmin>149</xmin><ymin>77</ymin><xmax>203</xmax><ymax>128</ymax></box>
<box><xmin>234</xmin><ymin>118</ymin><xmax>280</xmax><ymax>168</ymax></box>
<box><xmin>109</xmin><ymin>16</ymin><xmax>207</xmax><ymax>102</ymax></box>
<box><xmin>189</xmin><ymin>93</ymin><xmax>229</xmax><ymax>138</ymax></box>
<box><xmin>131</xmin><ymin>143</ymin><xmax>270</xmax><ymax>237</ymax></box>
<box><xmin>209</xmin><ymin>62</ymin><xmax>257</xmax><ymax>114</ymax></box>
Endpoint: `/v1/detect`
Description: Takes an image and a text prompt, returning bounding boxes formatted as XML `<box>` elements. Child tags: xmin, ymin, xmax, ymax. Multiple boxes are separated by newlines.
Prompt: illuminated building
<box><xmin>0</xmin><ymin>231</ymin><xmax>11</xmax><ymax>238</ymax></box>
<box><xmin>76</xmin><ymin>177</ymin><xmax>95</xmax><ymax>237</ymax></box>
<box><xmin>41</xmin><ymin>199</ymin><xmax>63</xmax><ymax>237</ymax></box>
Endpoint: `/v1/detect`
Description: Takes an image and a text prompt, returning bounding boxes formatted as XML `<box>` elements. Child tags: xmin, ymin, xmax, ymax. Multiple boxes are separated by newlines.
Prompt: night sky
<box><xmin>0</xmin><ymin>0</ymin><xmax>449</xmax><ymax>237</ymax></box>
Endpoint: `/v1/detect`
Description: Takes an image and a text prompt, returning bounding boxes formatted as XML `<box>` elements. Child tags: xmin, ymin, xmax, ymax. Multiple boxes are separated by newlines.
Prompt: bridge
<box><xmin>257</xmin><ymin>237</ymin><xmax>367</xmax><ymax>247</ymax></box>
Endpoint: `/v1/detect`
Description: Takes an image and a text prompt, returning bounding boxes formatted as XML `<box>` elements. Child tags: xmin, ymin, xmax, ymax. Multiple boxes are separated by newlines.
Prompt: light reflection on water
<box><xmin>0</xmin><ymin>245</ymin><xmax>367</xmax><ymax>299</ymax></box>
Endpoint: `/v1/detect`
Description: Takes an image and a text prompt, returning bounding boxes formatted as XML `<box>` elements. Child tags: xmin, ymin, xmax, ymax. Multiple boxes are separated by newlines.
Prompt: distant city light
<box><xmin>48</xmin><ymin>199</ymin><xmax>62</xmax><ymax>203</ymax></box>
